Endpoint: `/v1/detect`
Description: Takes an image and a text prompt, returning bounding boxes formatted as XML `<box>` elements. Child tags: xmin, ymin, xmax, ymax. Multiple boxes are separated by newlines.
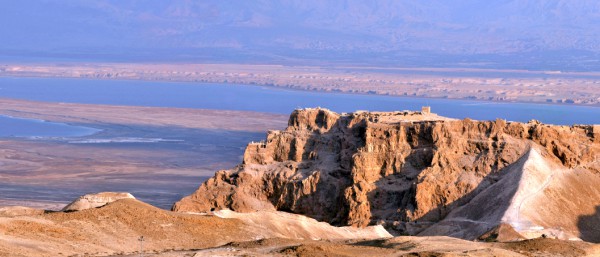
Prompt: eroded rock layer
<box><xmin>62</xmin><ymin>192</ymin><xmax>135</xmax><ymax>212</ymax></box>
<box><xmin>174</xmin><ymin>108</ymin><xmax>600</xmax><ymax>241</ymax></box>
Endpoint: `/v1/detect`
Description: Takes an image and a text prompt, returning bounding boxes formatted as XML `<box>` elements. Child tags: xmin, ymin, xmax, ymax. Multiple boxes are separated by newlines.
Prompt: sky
<box><xmin>1</xmin><ymin>0</ymin><xmax>600</xmax><ymax>70</ymax></box>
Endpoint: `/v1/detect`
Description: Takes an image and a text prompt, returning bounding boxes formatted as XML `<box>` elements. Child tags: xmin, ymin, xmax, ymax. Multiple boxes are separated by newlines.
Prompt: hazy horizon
<box><xmin>2</xmin><ymin>1</ymin><xmax>600</xmax><ymax>71</ymax></box>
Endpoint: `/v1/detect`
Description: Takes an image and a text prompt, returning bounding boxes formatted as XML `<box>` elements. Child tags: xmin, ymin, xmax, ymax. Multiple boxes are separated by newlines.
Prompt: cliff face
<box><xmin>173</xmin><ymin>108</ymin><xmax>600</xmax><ymax>240</ymax></box>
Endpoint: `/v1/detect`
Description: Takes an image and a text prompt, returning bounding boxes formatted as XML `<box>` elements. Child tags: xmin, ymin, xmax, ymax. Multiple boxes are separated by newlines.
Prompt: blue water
<box><xmin>0</xmin><ymin>115</ymin><xmax>99</xmax><ymax>137</ymax></box>
<box><xmin>0</xmin><ymin>77</ymin><xmax>598</xmax><ymax>125</ymax></box>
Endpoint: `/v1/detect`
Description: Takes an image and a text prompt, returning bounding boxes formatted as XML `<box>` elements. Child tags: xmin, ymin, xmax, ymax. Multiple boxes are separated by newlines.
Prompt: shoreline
<box><xmin>1</xmin><ymin>74</ymin><xmax>599</xmax><ymax>109</ymax></box>
<box><xmin>0</xmin><ymin>114</ymin><xmax>102</xmax><ymax>138</ymax></box>
<box><xmin>0</xmin><ymin>98</ymin><xmax>287</xmax><ymax>210</ymax></box>
<box><xmin>1</xmin><ymin>62</ymin><xmax>600</xmax><ymax>107</ymax></box>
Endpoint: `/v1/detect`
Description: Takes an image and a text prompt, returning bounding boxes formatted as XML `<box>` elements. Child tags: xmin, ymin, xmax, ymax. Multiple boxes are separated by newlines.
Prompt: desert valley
<box><xmin>2</xmin><ymin>1</ymin><xmax>600</xmax><ymax>257</ymax></box>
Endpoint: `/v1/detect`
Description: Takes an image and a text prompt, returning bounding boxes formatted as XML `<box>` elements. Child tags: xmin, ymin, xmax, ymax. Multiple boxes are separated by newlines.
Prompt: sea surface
<box><xmin>0</xmin><ymin>115</ymin><xmax>99</xmax><ymax>137</ymax></box>
<box><xmin>0</xmin><ymin>77</ymin><xmax>598</xmax><ymax>125</ymax></box>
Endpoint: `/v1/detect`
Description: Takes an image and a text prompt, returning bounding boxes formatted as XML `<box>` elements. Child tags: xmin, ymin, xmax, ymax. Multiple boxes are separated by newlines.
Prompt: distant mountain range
<box><xmin>2</xmin><ymin>1</ymin><xmax>600</xmax><ymax>71</ymax></box>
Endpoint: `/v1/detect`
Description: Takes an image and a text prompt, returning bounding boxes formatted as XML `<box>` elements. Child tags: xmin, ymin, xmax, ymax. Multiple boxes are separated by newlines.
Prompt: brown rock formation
<box><xmin>173</xmin><ymin>108</ymin><xmax>600</xmax><ymax>241</ymax></box>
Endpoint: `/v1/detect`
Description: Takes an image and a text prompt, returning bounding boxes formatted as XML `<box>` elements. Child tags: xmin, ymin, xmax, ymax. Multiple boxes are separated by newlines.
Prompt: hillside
<box><xmin>0</xmin><ymin>198</ymin><xmax>389</xmax><ymax>256</ymax></box>
<box><xmin>174</xmin><ymin>108</ymin><xmax>600</xmax><ymax>242</ymax></box>
<box><xmin>1</xmin><ymin>198</ymin><xmax>599</xmax><ymax>256</ymax></box>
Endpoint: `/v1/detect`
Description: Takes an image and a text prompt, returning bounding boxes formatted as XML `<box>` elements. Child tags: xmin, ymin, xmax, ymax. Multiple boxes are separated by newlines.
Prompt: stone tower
<box><xmin>421</xmin><ymin>106</ymin><xmax>431</xmax><ymax>114</ymax></box>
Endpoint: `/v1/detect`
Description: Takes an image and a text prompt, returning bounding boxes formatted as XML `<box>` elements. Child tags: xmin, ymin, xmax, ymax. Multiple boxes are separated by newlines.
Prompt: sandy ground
<box><xmin>0</xmin><ymin>199</ymin><xmax>386</xmax><ymax>257</ymax></box>
<box><xmin>1</xmin><ymin>198</ymin><xmax>599</xmax><ymax>257</ymax></box>
<box><xmin>0</xmin><ymin>98</ymin><xmax>287</xmax><ymax>209</ymax></box>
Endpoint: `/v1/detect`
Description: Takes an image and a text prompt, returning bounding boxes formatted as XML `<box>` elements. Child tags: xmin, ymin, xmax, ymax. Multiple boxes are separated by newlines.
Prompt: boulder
<box><xmin>62</xmin><ymin>192</ymin><xmax>135</xmax><ymax>212</ymax></box>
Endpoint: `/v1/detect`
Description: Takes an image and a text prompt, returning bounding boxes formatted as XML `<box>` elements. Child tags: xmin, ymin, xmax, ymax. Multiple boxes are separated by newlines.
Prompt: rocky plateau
<box><xmin>174</xmin><ymin>108</ymin><xmax>600</xmax><ymax>242</ymax></box>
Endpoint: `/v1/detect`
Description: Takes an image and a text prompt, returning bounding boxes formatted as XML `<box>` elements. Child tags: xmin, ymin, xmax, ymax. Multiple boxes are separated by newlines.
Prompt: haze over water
<box><xmin>0</xmin><ymin>77</ymin><xmax>598</xmax><ymax>126</ymax></box>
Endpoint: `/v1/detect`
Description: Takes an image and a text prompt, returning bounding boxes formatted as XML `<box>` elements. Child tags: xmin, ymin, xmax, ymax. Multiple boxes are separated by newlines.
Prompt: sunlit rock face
<box><xmin>174</xmin><ymin>108</ymin><xmax>600</xmax><ymax>241</ymax></box>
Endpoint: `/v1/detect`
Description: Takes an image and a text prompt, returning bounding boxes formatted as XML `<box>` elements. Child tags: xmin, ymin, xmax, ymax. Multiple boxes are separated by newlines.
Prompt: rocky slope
<box><xmin>174</xmin><ymin>108</ymin><xmax>600</xmax><ymax>241</ymax></box>
<box><xmin>1</xmin><ymin>195</ymin><xmax>598</xmax><ymax>257</ymax></box>
<box><xmin>0</xmin><ymin>197</ymin><xmax>390</xmax><ymax>257</ymax></box>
